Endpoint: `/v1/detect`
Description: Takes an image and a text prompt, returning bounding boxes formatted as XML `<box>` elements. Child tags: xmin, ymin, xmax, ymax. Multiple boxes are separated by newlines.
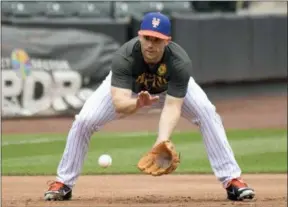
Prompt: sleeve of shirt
<box><xmin>111</xmin><ymin>54</ymin><xmax>132</xmax><ymax>89</ymax></box>
<box><xmin>167</xmin><ymin>62</ymin><xmax>191</xmax><ymax>98</ymax></box>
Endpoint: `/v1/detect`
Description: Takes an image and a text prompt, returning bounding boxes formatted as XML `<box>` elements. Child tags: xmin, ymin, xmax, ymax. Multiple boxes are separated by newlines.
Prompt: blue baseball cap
<box><xmin>138</xmin><ymin>12</ymin><xmax>171</xmax><ymax>40</ymax></box>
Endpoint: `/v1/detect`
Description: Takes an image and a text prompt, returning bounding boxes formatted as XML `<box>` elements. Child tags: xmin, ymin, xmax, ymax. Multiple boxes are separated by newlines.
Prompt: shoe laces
<box><xmin>229</xmin><ymin>178</ymin><xmax>248</xmax><ymax>188</ymax></box>
<box><xmin>46</xmin><ymin>180</ymin><xmax>64</xmax><ymax>191</ymax></box>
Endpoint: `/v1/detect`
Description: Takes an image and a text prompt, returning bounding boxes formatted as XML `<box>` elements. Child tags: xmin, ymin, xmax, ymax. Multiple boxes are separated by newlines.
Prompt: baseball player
<box><xmin>44</xmin><ymin>12</ymin><xmax>255</xmax><ymax>201</ymax></box>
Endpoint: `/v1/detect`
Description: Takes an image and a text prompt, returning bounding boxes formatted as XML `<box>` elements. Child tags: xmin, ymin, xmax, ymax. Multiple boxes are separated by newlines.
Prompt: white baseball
<box><xmin>98</xmin><ymin>154</ymin><xmax>112</xmax><ymax>168</ymax></box>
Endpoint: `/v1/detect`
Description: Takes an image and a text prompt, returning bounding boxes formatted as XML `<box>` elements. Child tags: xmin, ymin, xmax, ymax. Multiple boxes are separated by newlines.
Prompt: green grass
<box><xmin>2</xmin><ymin>129</ymin><xmax>287</xmax><ymax>175</ymax></box>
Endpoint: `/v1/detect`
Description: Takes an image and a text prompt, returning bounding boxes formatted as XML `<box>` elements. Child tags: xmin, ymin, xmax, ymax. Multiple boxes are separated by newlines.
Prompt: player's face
<box><xmin>139</xmin><ymin>35</ymin><xmax>169</xmax><ymax>64</ymax></box>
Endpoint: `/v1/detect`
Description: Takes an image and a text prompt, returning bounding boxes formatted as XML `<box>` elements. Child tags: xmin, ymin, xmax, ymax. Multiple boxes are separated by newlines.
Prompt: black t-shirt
<box><xmin>111</xmin><ymin>37</ymin><xmax>191</xmax><ymax>98</ymax></box>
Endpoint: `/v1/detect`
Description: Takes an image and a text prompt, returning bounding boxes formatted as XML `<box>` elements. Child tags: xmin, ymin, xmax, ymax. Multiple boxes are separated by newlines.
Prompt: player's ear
<box><xmin>138</xmin><ymin>35</ymin><xmax>144</xmax><ymax>43</ymax></box>
<box><xmin>164</xmin><ymin>39</ymin><xmax>170</xmax><ymax>46</ymax></box>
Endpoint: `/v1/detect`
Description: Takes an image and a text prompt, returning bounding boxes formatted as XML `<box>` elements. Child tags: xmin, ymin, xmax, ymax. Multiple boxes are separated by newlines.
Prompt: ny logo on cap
<box><xmin>152</xmin><ymin>17</ymin><xmax>160</xmax><ymax>28</ymax></box>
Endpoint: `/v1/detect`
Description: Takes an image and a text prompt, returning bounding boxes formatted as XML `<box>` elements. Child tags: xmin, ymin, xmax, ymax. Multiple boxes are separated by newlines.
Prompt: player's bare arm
<box><xmin>110</xmin><ymin>86</ymin><xmax>137</xmax><ymax>114</ymax></box>
<box><xmin>155</xmin><ymin>95</ymin><xmax>183</xmax><ymax>145</ymax></box>
<box><xmin>154</xmin><ymin>61</ymin><xmax>191</xmax><ymax>146</ymax></box>
<box><xmin>111</xmin><ymin>88</ymin><xmax>159</xmax><ymax>115</ymax></box>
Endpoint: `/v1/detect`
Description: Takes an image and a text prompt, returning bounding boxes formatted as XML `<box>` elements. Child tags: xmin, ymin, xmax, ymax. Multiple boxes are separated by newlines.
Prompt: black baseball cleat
<box><xmin>44</xmin><ymin>181</ymin><xmax>72</xmax><ymax>201</ymax></box>
<box><xmin>226</xmin><ymin>178</ymin><xmax>255</xmax><ymax>201</ymax></box>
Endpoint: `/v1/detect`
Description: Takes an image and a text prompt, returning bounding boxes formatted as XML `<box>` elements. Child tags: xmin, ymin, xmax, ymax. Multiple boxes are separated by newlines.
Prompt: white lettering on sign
<box><xmin>2</xmin><ymin>70</ymin><xmax>94</xmax><ymax>116</ymax></box>
<box><xmin>21</xmin><ymin>71</ymin><xmax>52</xmax><ymax>112</ymax></box>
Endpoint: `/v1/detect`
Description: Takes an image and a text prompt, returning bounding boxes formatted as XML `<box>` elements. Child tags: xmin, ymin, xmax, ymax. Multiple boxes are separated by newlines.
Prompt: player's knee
<box><xmin>200</xmin><ymin>103</ymin><xmax>223</xmax><ymax>123</ymax></box>
<box><xmin>198</xmin><ymin>103</ymin><xmax>217</xmax><ymax>118</ymax></box>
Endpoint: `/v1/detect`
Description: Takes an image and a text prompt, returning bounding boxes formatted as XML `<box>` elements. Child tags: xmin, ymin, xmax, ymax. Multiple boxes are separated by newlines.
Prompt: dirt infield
<box><xmin>2</xmin><ymin>174</ymin><xmax>287</xmax><ymax>207</ymax></box>
<box><xmin>2</xmin><ymin>95</ymin><xmax>287</xmax><ymax>207</ymax></box>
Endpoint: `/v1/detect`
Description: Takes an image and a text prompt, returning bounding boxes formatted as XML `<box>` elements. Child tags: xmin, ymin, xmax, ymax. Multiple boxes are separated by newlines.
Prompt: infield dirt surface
<box><xmin>2</xmin><ymin>95</ymin><xmax>287</xmax><ymax>207</ymax></box>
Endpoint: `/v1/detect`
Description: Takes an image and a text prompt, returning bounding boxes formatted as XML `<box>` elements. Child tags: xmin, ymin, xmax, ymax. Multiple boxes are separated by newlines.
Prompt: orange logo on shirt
<box><xmin>157</xmin><ymin>64</ymin><xmax>167</xmax><ymax>76</ymax></box>
<box><xmin>136</xmin><ymin>73</ymin><xmax>167</xmax><ymax>90</ymax></box>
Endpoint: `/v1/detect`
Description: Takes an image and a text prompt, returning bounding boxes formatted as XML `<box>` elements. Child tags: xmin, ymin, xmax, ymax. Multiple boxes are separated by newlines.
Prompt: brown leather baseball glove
<box><xmin>137</xmin><ymin>140</ymin><xmax>180</xmax><ymax>176</ymax></box>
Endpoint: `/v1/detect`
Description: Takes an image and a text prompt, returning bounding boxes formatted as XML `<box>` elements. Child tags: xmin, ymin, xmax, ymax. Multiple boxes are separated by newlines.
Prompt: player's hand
<box><xmin>136</xmin><ymin>91</ymin><xmax>159</xmax><ymax>108</ymax></box>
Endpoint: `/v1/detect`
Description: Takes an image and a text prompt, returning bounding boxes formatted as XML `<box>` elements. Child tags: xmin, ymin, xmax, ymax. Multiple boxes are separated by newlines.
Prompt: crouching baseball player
<box><xmin>44</xmin><ymin>12</ymin><xmax>255</xmax><ymax>201</ymax></box>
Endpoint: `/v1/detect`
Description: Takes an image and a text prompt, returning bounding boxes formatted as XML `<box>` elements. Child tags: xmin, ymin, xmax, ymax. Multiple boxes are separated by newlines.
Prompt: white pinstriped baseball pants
<box><xmin>56</xmin><ymin>71</ymin><xmax>241</xmax><ymax>188</ymax></box>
